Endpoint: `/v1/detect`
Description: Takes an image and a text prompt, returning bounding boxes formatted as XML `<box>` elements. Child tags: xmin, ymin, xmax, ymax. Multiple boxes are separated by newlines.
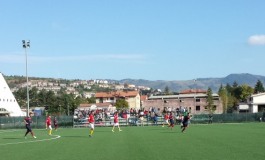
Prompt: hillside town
<box><xmin>2</xmin><ymin>74</ymin><xmax>265</xmax><ymax>118</ymax></box>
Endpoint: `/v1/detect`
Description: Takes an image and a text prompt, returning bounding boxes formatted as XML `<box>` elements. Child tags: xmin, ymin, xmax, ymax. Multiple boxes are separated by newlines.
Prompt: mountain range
<box><xmin>118</xmin><ymin>73</ymin><xmax>265</xmax><ymax>93</ymax></box>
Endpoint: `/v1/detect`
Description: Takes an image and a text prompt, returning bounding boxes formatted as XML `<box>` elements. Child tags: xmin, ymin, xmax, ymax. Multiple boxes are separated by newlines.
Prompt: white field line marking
<box><xmin>0</xmin><ymin>130</ymin><xmax>61</xmax><ymax>146</ymax></box>
<box><xmin>0</xmin><ymin>130</ymin><xmax>19</xmax><ymax>134</ymax></box>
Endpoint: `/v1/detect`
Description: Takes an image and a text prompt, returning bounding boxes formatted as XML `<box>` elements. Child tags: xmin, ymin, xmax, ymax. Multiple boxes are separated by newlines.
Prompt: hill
<box><xmin>119</xmin><ymin>73</ymin><xmax>265</xmax><ymax>92</ymax></box>
<box><xmin>3</xmin><ymin>73</ymin><xmax>265</xmax><ymax>93</ymax></box>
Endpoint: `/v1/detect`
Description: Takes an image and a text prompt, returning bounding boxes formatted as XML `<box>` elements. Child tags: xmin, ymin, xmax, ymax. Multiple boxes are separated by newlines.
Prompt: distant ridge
<box><xmin>119</xmin><ymin>73</ymin><xmax>265</xmax><ymax>92</ymax></box>
<box><xmin>4</xmin><ymin>73</ymin><xmax>265</xmax><ymax>93</ymax></box>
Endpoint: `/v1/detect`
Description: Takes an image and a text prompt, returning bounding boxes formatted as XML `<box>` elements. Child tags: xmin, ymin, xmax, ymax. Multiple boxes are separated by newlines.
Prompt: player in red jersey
<box><xmin>46</xmin><ymin>115</ymin><xmax>52</xmax><ymax>135</ymax></box>
<box><xmin>88</xmin><ymin>111</ymin><xmax>95</xmax><ymax>137</ymax></box>
<box><xmin>168</xmin><ymin>112</ymin><xmax>175</xmax><ymax>130</ymax></box>
<box><xmin>162</xmin><ymin>112</ymin><xmax>170</xmax><ymax>127</ymax></box>
<box><xmin>112</xmin><ymin>111</ymin><xmax>122</xmax><ymax>132</ymax></box>
<box><xmin>24</xmin><ymin>112</ymin><xmax>36</xmax><ymax>139</ymax></box>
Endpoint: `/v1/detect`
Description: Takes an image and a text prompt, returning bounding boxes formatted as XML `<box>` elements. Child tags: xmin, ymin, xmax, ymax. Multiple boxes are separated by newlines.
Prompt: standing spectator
<box><xmin>153</xmin><ymin>113</ymin><xmax>158</xmax><ymax>126</ymax></box>
<box><xmin>53</xmin><ymin>116</ymin><xmax>58</xmax><ymax>131</ymax></box>
<box><xmin>88</xmin><ymin>111</ymin><xmax>95</xmax><ymax>137</ymax></box>
<box><xmin>139</xmin><ymin>110</ymin><xmax>144</xmax><ymax>126</ymax></box>
<box><xmin>24</xmin><ymin>112</ymin><xmax>37</xmax><ymax>139</ymax></box>
<box><xmin>46</xmin><ymin>115</ymin><xmax>52</xmax><ymax>136</ymax></box>
<box><xmin>112</xmin><ymin>112</ymin><xmax>122</xmax><ymax>132</ymax></box>
<box><xmin>208</xmin><ymin>114</ymin><xmax>213</xmax><ymax>124</ymax></box>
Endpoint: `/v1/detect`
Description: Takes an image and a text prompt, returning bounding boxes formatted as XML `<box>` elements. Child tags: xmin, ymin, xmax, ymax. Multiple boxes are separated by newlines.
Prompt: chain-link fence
<box><xmin>1</xmin><ymin>112</ymin><xmax>264</xmax><ymax>129</ymax></box>
<box><xmin>191</xmin><ymin>112</ymin><xmax>264</xmax><ymax>124</ymax></box>
<box><xmin>0</xmin><ymin>116</ymin><xmax>73</xmax><ymax>129</ymax></box>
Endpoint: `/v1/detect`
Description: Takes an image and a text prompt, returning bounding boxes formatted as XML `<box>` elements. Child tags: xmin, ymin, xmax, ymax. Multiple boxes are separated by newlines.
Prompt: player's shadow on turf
<box><xmin>149</xmin><ymin>128</ymin><xmax>165</xmax><ymax>130</ymax></box>
<box><xmin>2</xmin><ymin>137</ymin><xmax>21</xmax><ymax>139</ymax></box>
<box><xmin>161</xmin><ymin>131</ymin><xmax>183</xmax><ymax>134</ymax></box>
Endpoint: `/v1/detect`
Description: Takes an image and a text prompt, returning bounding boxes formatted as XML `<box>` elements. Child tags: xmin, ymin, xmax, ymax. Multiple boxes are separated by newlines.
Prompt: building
<box><xmin>95</xmin><ymin>91</ymin><xmax>141</xmax><ymax>110</ymax></box>
<box><xmin>248</xmin><ymin>93</ymin><xmax>265</xmax><ymax>113</ymax></box>
<box><xmin>0</xmin><ymin>73</ymin><xmax>25</xmax><ymax>116</ymax></box>
<box><xmin>142</xmin><ymin>89</ymin><xmax>223</xmax><ymax>114</ymax></box>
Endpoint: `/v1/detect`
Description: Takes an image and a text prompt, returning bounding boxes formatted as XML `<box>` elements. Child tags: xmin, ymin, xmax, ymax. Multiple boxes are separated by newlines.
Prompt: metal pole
<box><xmin>26</xmin><ymin>47</ymin><xmax>29</xmax><ymax>117</ymax></box>
<box><xmin>23</xmin><ymin>40</ymin><xmax>30</xmax><ymax>117</ymax></box>
<box><xmin>194</xmin><ymin>79</ymin><xmax>197</xmax><ymax>114</ymax></box>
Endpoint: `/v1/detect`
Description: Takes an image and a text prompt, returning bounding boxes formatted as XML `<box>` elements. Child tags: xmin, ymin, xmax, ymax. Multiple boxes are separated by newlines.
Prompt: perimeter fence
<box><xmin>0</xmin><ymin>112</ymin><xmax>264</xmax><ymax>129</ymax></box>
<box><xmin>0</xmin><ymin>116</ymin><xmax>73</xmax><ymax>129</ymax></box>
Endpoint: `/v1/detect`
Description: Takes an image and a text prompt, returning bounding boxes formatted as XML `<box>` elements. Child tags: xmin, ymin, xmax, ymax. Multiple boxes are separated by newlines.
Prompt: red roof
<box><xmin>140</xmin><ymin>95</ymin><xmax>148</xmax><ymax>101</ymax></box>
<box><xmin>79</xmin><ymin>102</ymin><xmax>112</xmax><ymax>108</ymax></box>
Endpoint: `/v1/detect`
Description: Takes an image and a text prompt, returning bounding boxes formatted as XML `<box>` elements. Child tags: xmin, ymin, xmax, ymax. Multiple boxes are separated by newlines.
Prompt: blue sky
<box><xmin>0</xmin><ymin>0</ymin><xmax>265</xmax><ymax>81</ymax></box>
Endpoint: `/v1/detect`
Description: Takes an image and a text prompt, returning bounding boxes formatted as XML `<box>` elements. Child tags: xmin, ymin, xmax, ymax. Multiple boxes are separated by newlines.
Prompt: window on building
<box><xmin>196</xmin><ymin>98</ymin><xmax>200</xmax><ymax>102</ymax></box>
<box><xmin>213</xmin><ymin>105</ymin><xmax>217</xmax><ymax>110</ymax></box>
<box><xmin>196</xmin><ymin>106</ymin><xmax>200</xmax><ymax>111</ymax></box>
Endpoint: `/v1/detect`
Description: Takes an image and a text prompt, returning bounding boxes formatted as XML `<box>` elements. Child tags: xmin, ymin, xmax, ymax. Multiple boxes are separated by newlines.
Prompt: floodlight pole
<box><xmin>194</xmin><ymin>79</ymin><xmax>197</xmax><ymax>114</ymax></box>
<box><xmin>22</xmin><ymin>40</ymin><xmax>30</xmax><ymax>117</ymax></box>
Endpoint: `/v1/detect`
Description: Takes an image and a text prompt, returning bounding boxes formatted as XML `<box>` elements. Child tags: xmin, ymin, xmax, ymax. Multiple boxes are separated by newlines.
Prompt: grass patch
<box><xmin>0</xmin><ymin>123</ymin><xmax>265</xmax><ymax>160</ymax></box>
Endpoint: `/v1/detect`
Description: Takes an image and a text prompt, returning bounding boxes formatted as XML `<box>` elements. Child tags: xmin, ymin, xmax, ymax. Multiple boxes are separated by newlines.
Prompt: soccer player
<box><xmin>46</xmin><ymin>115</ymin><xmax>52</xmax><ymax>135</ymax></box>
<box><xmin>24</xmin><ymin>112</ymin><xmax>37</xmax><ymax>139</ymax></box>
<box><xmin>112</xmin><ymin>111</ymin><xmax>122</xmax><ymax>132</ymax></box>
<box><xmin>168</xmin><ymin>112</ymin><xmax>174</xmax><ymax>130</ymax></box>
<box><xmin>88</xmin><ymin>111</ymin><xmax>95</xmax><ymax>137</ymax></box>
<box><xmin>53</xmin><ymin>116</ymin><xmax>58</xmax><ymax>131</ymax></box>
<box><xmin>162</xmin><ymin>112</ymin><xmax>169</xmax><ymax>127</ymax></box>
<box><xmin>181</xmin><ymin>113</ymin><xmax>190</xmax><ymax>133</ymax></box>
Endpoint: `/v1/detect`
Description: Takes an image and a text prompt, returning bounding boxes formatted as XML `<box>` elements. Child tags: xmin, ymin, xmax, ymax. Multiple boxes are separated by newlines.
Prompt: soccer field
<box><xmin>0</xmin><ymin>123</ymin><xmax>264</xmax><ymax>160</ymax></box>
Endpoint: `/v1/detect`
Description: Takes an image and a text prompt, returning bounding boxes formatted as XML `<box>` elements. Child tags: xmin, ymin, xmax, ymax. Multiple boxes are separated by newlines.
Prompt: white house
<box><xmin>249</xmin><ymin>93</ymin><xmax>265</xmax><ymax>113</ymax></box>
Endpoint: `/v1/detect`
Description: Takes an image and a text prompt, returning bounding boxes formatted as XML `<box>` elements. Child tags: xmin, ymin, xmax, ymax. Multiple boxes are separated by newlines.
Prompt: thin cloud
<box><xmin>0</xmin><ymin>53</ymin><xmax>146</xmax><ymax>64</ymax></box>
<box><xmin>248</xmin><ymin>35</ymin><xmax>265</xmax><ymax>45</ymax></box>
<box><xmin>0</xmin><ymin>53</ymin><xmax>24</xmax><ymax>63</ymax></box>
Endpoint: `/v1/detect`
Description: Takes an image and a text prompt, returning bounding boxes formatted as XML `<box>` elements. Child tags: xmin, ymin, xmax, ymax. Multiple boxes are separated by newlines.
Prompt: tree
<box><xmin>254</xmin><ymin>80</ymin><xmax>265</xmax><ymax>94</ymax></box>
<box><xmin>218</xmin><ymin>85</ymin><xmax>228</xmax><ymax>113</ymax></box>
<box><xmin>115</xmin><ymin>99</ymin><xmax>129</xmax><ymax>109</ymax></box>
<box><xmin>239</xmin><ymin>84</ymin><xmax>254</xmax><ymax>102</ymax></box>
<box><xmin>206</xmin><ymin>87</ymin><xmax>214</xmax><ymax>114</ymax></box>
<box><xmin>13</xmin><ymin>88</ymin><xmax>27</xmax><ymax>108</ymax></box>
<box><xmin>164</xmin><ymin>86</ymin><xmax>170</xmax><ymax>95</ymax></box>
<box><xmin>87</xmin><ymin>97</ymin><xmax>96</xmax><ymax>103</ymax></box>
<box><xmin>124</xmin><ymin>83</ymin><xmax>129</xmax><ymax>88</ymax></box>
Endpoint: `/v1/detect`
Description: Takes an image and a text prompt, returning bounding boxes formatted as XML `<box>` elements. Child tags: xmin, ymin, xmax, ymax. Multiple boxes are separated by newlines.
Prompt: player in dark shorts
<box><xmin>181</xmin><ymin>113</ymin><xmax>190</xmax><ymax>133</ymax></box>
<box><xmin>24</xmin><ymin>112</ymin><xmax>37</xmax><ymax>139</ymax></box>
<box><xmin>53</xmin><ymin>116</ymin><xmax>58</xmax><ymax>131</ymax></box>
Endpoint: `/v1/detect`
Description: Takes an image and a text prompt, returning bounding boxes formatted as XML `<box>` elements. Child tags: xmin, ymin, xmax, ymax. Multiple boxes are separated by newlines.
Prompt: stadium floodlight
<box><xmin>22</xmin><ymin>40</ymin><xmax>30</xmax><ymax>117</ymax></box>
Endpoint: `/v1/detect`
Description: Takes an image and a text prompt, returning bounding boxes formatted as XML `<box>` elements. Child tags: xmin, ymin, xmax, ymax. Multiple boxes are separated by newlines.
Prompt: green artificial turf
<box><xmin>0</xmin><ymin>123</ymin><xmax>265</xmax><ymax>160</ymax></box>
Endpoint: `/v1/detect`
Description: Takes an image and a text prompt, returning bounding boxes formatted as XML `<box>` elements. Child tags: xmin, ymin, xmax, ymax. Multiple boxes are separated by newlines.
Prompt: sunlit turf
<box><xmin>0</xmin><ymin>123</ymin><xmax>265</xmax><ymax>160</ymax></box>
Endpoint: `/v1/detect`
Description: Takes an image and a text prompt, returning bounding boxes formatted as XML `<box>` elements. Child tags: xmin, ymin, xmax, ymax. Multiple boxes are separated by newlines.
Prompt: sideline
<box><xmin>0</xmin><ymin>130</ymin><xmax>61</xmax><ymax>146</ymax></box>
